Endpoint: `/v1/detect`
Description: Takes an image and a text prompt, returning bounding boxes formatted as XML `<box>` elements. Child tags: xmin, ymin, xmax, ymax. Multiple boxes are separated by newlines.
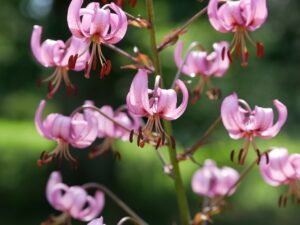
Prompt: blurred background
<box><xmin>0</xmin><ymin>0</ymin><xmax>300</xmax><ymax>224</ymax></box>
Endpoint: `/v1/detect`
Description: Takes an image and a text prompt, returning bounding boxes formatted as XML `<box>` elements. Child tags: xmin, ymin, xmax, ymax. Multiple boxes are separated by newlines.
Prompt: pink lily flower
<box><xmin>45</xmin><ymin>171</ymin><xmax>105</xmax><ymax>224</ymax></box>
<box><xmin>208</xmin><ymin>0</ymin><xmax>268</xmax><ymax>66</ymax></box>
<box><xmin>83</xmin><ymin>101</ymin><xmax>140</xmax><ymax>158</ymax></box>
<box><xmin>88</xmin><ymin>217</ymin><xmax>105</xmax><ymax>225</ymax></box>
<box><xmin>192</xmin><ymin>159</ymin><xmax>239</xmax><ymax>198</ymax></box>
<box><xmin>174</xmin><ymin>41</ymin><xmax>230</xmax><ymax>102</ymax></box>
<box><xmin>126</xmin><ymin>69</ymin><xmax>189</xmax><ymax>148</ymax></box>
<box><xmin>31</xmin><ymin>25</ymin><xmax>90</xmax><ymax>98</ymax></box>
<box><xmin>67</xmin><ymin>0</ymin><xmax>128</xmax><ymax>78</ymax></box>
<box><xmin>35</xmin><ymin>100</ymin><xmax>98</xmax><ymax>166</ymax></box>
<box><xmin>221</xmin><ymin>93</ymin><xmax>287</xmax><ymax>164</ymax></box>
<box><xmin>259</xmin><ymin>148</ymin><xmax>300</xmax><ymax>207</ymax></box>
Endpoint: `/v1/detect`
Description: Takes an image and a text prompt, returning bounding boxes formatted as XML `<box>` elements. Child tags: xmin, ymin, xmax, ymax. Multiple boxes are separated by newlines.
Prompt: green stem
<box><xmin>146</xmin><ymin>0</ymin><xmax>161</xmax><ymax>75</ymax></box>
<box><xmin>146</xmin><ymin>1</ymin><xmax>191</xmax><ymax>224</ymax></box>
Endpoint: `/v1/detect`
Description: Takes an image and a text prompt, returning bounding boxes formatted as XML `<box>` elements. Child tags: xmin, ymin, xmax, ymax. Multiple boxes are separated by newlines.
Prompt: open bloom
<box><xmin>35</xmin><ymin>100</ymin><xmax>98</xmax><ymax>166</ymax></box>
<box><xmin>208</xmin><ymin>0</ymin><xmax>268</xmax><ymax>66</ymax></box>
<box><xmin>88</xmin><ymin>217</ymin><xmax>106</xmax><ymax>225</ymax></box>
<box><xmin>68</xmin><ymin>0</ymin><xmax>128</xmax><ymax>78</ymax></box>
<box><xmin>83</xmin><ymin>101</ymin><xmax>140</xmax><ymax>158</ymax></box>
<box><xmin>45</xmin><ymin>171</ymin><xmax>105</xmax><ymax>224</ymax></box>
<box><xmin>126</xmin><ymin>69</ymin><xmax>188</xmax><ymax>148</ymax></box>
<box><xmin>31</xmin><ymin>25</ymin><xmax>90</xmax><ymax>98</ymax></box>
<box><xmin>260</xmin><ymin>148</ymin><xmax>300</xmax><ymax>206</ymax></box>
<box><xmin>221</xmin><ymin>93</ymin><xmax>287</xmax><ymax>164</ymax></box>
<box><xmin>174</xmin><ymin>41</ymin><xmax>230</xmax><ymax>101</ymax></box>
<box><xmin>192</xmin><ymin>159</ymin><xmax>239</xmax><ymax>198</ymax></box>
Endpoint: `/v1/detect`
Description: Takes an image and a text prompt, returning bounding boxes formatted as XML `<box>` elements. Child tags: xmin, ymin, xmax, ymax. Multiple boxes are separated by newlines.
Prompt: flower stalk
<box><xmin>146</xmin><ymin>0</ymin><xmax>191</xmax><ymax>224</ymax></box>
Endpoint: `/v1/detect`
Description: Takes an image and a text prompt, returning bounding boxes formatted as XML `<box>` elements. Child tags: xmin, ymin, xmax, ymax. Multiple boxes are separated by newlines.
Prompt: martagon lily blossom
<box><xmin>31</xmin><ymin>25</ymin><xmax>90</xmax><ymax>98</ymax></box>
<box><xmin>207</xmin><ymin>0</ymin><xmax>268</xmax><ymax>66</ymax></box>
<box><xmin>44</xmin><ymin>171</ymin><xmax>105</xmax><ymax>224</ymax></box>
<box><xmin>82</xmin><ymin>101</ymin><xmax>140</xmax><ymax>158</ymax></box>
<box><xmin>259</xmin><ymin>148</ymin><xmax>300</xmax><ymax>207</ymax></box>
<box><xmin>35</xmin><ymin>100</ymin><xmax>98</xmax><ymax>166</ymax></box>
<box><xmin>192</xmin><ymin>159</ymin><xmax>239</xmax><ymax>198</ymax></box>
<box><xmin>126</xmin><ymin>69</ymin><xmax>189</xmax><ymax>148</ymax></box>
<box><xmin>174</xmin><ymin>41</ymin><xmax>230</xmax><ymax>102</ymax></box>
<box><xmin>87</xmin><ymin>217</ymin><xmax>106</xmax><ymax>225</ymax></box>
<box><xmin>221</xmin><ymin>93</ymin><xmax>287</xmax><ymax>164</ymax></box>
<box><xmin>67</xmin><ymin>0</ymin><xmax>128</xmax><ymax>78</ymax></box>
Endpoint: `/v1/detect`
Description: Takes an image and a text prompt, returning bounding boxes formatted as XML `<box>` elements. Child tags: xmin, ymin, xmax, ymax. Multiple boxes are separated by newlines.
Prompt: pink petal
<box><xmin>258</xmin><ymin>100</ymin><xmax>287</xmax><ymax>138</ymax></box>
<box><xmin>216</xmin><ymin>167</ymin><xmax>239</xmax><ymax>196</ymax></box>
<box><xmin>78</xmin><ymin>191</ymin><xmax>105</xmax><ymax>221</ymax></box>
<box><xmin>161</xmin><ymin>79</ymin><xmax>189</xmax><ymax>120</ymax></box>
<box><xmin>97</xmin><ymin>106</ymin><xmax>115</xmax><ymax>138</ymax></box>
<box><xmin>35</xmin><ymin>100</ymin><xmax>52</xmax><ymax>139</ymax></box>
<box><xmin>207</xmin><ymin>41</ymin><xmax>230</xmax><ymax>77</ymax></box>
<box><xmin>208</xmin><ymin>0</ymin><xmax>230</xmax><ymax>33</ymax></box>
<box><xmin>31</xmin><ymin>25</ymin><xmax>45</xmax><ymax>65</ymax></box>
<box><xmin>252</xmin><ymin>106</ymin><xmax>274</xmax><ymax>132</ymax></box>
<box><xmin>156</xmin><ymin>88</ymin><xmax>177</xmax><ymax>115</ymax></box>
<box><xmin>66</xmin><ymin>186</ymin><xmax>88</xmax><ymax>218</ymax></box>
<box><xmin>126</xmin><ymin>70</ymin><xmax>152</xmax><ymax>117</ymax></box>
<box><xmin>88</xmin><ymin>217</ymin><xmax>105</xmax><ymax>225</ymax></box>
<box><xmin>221</xmin><ymin>93</ymin><xmax>245</xmax><ymax>139</ymax></box>
<box><xmin>218</xmin><ymin>1</ymin><xmax>245</xmax><ymax>31</ymax></box>
<box><xmin>68</xmin><ymin>0</ymin><xmax>85</xmax><ymax>38</ymax></box>
<box><xmin>246</xmin><ymin>0</ymin><xmax>268</xmax><ymax>31</ymax></box>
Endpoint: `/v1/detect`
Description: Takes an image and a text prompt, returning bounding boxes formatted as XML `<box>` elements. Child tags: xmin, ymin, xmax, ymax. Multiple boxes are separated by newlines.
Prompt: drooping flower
<box><xmin>31</xmin><ymin>25</ymin><xmax>90</xmax><ymax>98</ymax></box>
<box><xmin>67</xmin><ymin>0</ymin><xmax>128</xmax><ymax>78</ymax></box>
<box><xmin>259</xmin><ymin>148</ymin><xmax>300</xmax><ymax>207</ymax></box>
<box><xmin>44</xmin><ymin>171</ymin><xmax>105</xmax><ymax>224</ymax></box>
<box><xmin>221</xmin><ymin>93</ymin><xmax>287</xmax><ymax>164</ymax></box>
<box><xmin>35</xmin><ymin>100</ymin><xmax>98</xmax><ymax>166</ymax></box>
<box><xmin>88</xmin><ymin>217</ymin><xmax>106</xmax><ymax>225</ymax></box>
<box><xmin>82</xmin><ymin>101</ymin><xmax>140</xmax><ymax>158</ymax></box>
<box><xmin>174</xmin><ymin>41</ymin><xmax>230</xmax><ymax>102</ymax></box>
<box><xmin>207</xmin><ymin>0</ymin><xmax>268</xmax><ymax>66</ymax></box>
<box><xmin>126</xmin><ymin>69</ymin><xmax>189</xmax><ymax>148</ymax></box>
<box><xmin>192</xmin><ymin>159</ymin><xmax>239</xmax><ymax>198</ymax></box>
<box><xmin>100</xmin><ymin>0</ymin><xmax>137</xmax><ymax>8</ymax></box>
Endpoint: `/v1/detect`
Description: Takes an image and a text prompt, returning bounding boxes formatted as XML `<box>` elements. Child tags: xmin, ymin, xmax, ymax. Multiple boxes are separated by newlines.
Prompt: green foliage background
<box><xmin>0</xmin><ymin>0</ymin><xmax>300</xmax><ymax>224</ymax></box>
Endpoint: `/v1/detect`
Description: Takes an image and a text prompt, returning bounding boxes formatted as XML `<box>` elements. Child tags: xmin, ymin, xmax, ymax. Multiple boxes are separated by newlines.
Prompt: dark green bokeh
<box><xmin>0</xmin><ymin>0</ymin><xmax>300</xmax><ymax>224</ymax></box>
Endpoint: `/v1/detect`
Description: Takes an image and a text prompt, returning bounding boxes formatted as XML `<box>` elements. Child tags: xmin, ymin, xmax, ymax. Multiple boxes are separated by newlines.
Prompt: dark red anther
<box><xmin>129</xmin><ymin>129</ymin><xmax>134</xmax><ymax>143</ymax></box>
<box><xmin>161</xmin><ymin>132</ymin><xmax>165</xmax><ymax>146</ymax></box>
<box><xmin>241</xmin><ymin>50</ymin><xmax>249</xmax><ymax>67</ymax></box>
<box><xmin>68</xmin><ymin>54</ymin><xmax>78</xmax><ymax>70</ymax></box>
<box><xmin>105</xmin><ymin>60</ymin><xmax>112</xmax><ymax>76</ymax></box>
<box><xmin>115</xmin><ymin>0</ymin><xmax>125</xmax><ymax>7</ymax></box>
<box><xmin>256</xmin><ymin>149</ymin><xmax>261</xmax><ymax>165</ymax></box>
<box><xmin>230</xmin><ymin>150</ymin><xmax>235</xmax><ymax>162</ymax></box>
<box><xmin>84</xmin><ymin>62</ymin><xmax>89</xmax><ymax>78</ymax></box>
<box><xmin>238</xmin><ymin>148</ymin><xmax>244</xmax><ymax>165</ymax></box>
<box><xmin>191</xmin><ymin>89</ymin><xmax>201</xmax><ymax>105</ymax></box>
<box><xmin>256</xmin><ymin>42</ymin><xmax>264</xmax><ymax>58</ymax></box>
<box><xmin>128</xmin><ymin>0</ymin><xmax>137</xmax><ymax>7</ymax></box>
<box><xmin>48</xmin><ymin>81</ymin><xmax>53</xmax><ymax>92</ymax></box>
<box><xmin>37</xmin><ymin>159</ymin><xmax>44</xmax><ymax>167</ymax></box>
<box><xmin>221</xmin><ymin>46</ymin><xmax>226</xmax><ymax>60</ymax></box>
<box><xmin>170</xmin><ymin>136</ymin><xmax>176</xmax><ymax>149</ymax></box>
<box><xmin>227</xmin><ymin>50</ymin><xmax>233</xmax><ymax>63</ymax></box>
<box><xmin>278</xmin><ymin>194</ymin><xmax>283</xmax><ymax>207</ymax></box>
<box><xmin>66</xmin><ymin>85</ymin><xmax>76</xmax><ymax>96</ymax></box>
<box><xmin>100</xmin><ymin>65</ymin><xmax>106</xmax><ymax>79</ymax></box>
<box><xmin>101</xmin><ymin>0</ymin><xmax>108</xmax><ymax>4</ymax></box>
<box><xmin>265</xmin><ymin>152</ymin><xmax>270</xmax><ymax>164</ymax></box>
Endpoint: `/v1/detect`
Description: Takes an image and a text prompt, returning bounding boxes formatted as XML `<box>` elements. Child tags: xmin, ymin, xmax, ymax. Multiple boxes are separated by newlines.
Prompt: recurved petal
<box><xmin>88</xmin><ymin>217</ymin><xmax>105</xmax><ymax>225</ymax></box>
<box><xmin>126</xmin><ymin>69</ymin><xmax>152</xmax><ymax>117</ymax></box>
<box><xmin>31</xmin><ymin>25</ymin><xmax>46</xmax><ymax>65</ymax></box>
<box><xmin>77</xmin><ymin>191</ymin><xmax>105</xmax><ymax>221</ymax></box>
<box><xmin>207</xmin><ymin>0</ymin><xmax>230</xmax><ymax>32</ymax></box>
<box><xmin>174</xmin><ymin>41</ymin><xmax>195</xmax><ymax>76</ymax></box>
<box><xmin>68</xmin><ymin>0</ymin><xmax>85</xmax><ymax>38</ymax></box>
<box><xmin>97</xmin><ymin>105</ymin><xmax>115</xmax><ymax>138</ymax></box>
<box><xmin>288</xmin><ymin>154</ymin><xmax>300</xmax><ymax>179</ymax></box>
<box><xmin>247</xmin><ymin>0</ymin><xmax>268</xmax><ymax>31</ymax></box>
<box><xmin>221</xmin><ymin>93</ymin><xmax>245</xmax><ymax>139</ymax></box>
<box><xmin>216</xmin><ymin>167</ymin><xmax>239</xmax><ymax>196</ymax></box>
<box><xmin>35</xmin><ymin>100</ymin><xmax>52</xmax><ymax>139</ymax></box>
<box><xmin>259</xmin><ymin>148</ymin><xmax>291</xmax><ymax>186</ymax></box>
<box><xmin>258</xmin><ymin>100</ymin><xmax>287</xmax><ymax>138</ymax></box>
<box><xmin>252</xmin><ymin>106</ymin><xmax>274</xmax><ymax>132</ymax></box>
<box><xmin>207</xmin><ymin>41</ymin><xmax>230</xmax><ymax>77</ymax></box>
<box><xmin>161</xmin><ymin>79</ymin><xmax>188</xmax><ymax>120</ymax></box>
<box><xmin>156</xmin><ymin>88</ymin><xmax>177</xmax><ymax>115</ymax></box>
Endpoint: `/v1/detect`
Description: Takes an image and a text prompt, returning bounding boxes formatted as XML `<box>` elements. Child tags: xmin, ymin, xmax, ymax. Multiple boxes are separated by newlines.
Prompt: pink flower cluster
<box><xmin>31</xmin><ymin>0</ymin><xmax>128</xmax><ymax>97</ymax></box>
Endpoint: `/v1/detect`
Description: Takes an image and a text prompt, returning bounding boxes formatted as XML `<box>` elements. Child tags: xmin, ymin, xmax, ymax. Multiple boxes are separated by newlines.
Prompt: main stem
<box><xmin>146</xmin><ymin>1</ymin><xmax>191</xmax><ymax>225</ymax></box>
